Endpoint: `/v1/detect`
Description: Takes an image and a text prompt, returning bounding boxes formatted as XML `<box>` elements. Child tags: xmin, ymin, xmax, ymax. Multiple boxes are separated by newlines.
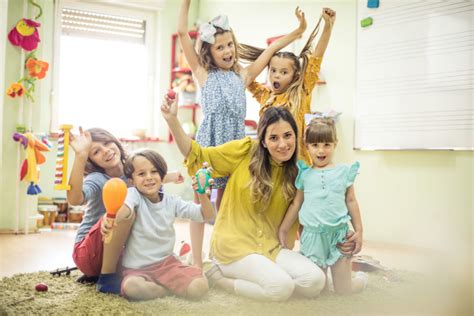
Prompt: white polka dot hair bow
<box><xmin>199</xmin><ymin>15</ymin><xmax>231</xmax><ymax>44</ymax></box>
<box><xmin>304</xmin><ymin>111</ymin><xmax>342</xmax><ymax>125</ymax></box>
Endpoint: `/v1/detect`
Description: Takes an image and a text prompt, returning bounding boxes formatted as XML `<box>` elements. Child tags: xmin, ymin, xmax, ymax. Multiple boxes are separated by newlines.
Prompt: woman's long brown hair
<box><xmin>248</xmin><ymin>107</ymin><xmax>299</xmax><ymax>207</ymax></box>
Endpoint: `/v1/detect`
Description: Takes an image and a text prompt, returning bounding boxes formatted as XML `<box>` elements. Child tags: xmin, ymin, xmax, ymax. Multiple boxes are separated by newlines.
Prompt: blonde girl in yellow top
<box><xmin>241</xmin><ymin>8</ymin><xmax>336</xmax><ymax>164</ymax></box>
<box><xmin>162</xmin><ymin>94</ymin><xmax>358</xmax><ymax>301</ymax></box>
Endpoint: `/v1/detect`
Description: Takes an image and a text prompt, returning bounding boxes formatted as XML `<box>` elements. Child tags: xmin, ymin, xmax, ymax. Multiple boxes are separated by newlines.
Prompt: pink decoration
<box><xmin>8</xmin><ymin>19</ymin><xmax>41</xmax><ymax>51</ymax></box>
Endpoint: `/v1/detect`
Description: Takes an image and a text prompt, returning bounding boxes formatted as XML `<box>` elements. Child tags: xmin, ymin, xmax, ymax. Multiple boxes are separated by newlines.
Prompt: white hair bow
<box><xmin>304</xmin><ymin>110</ymin><xmax>342</xmax><ymax>125</ymax></box>
<box><xmin>199</xmin><ymin>15</ymin><xmax>231</xmax><ymax>44</ymax></box>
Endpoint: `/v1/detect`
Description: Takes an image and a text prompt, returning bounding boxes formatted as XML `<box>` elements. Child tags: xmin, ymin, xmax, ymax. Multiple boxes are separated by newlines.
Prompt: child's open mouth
<box><xmin>223</xmin><ymin>56</ymin><xmax>233</xmax><ymax>63</ymax></box>
<box><xmin>317</xmin><ymin>156</ymin><xmax>326</xmax><ymax>161</ymax></box>
<box><xmin>273</xmin><ymin>82</ymin><xmax>280</xmax><ymax>89</ymax></box>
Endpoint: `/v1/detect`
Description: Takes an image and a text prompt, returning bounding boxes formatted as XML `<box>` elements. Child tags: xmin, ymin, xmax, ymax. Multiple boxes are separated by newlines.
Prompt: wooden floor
<box><xmin>0</xmin><ymin>221</ymin><xmax>433</xmax><ymax>278</ymax></box>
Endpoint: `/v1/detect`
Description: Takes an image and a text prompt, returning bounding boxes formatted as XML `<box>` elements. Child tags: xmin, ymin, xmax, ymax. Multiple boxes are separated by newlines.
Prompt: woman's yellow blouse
<box><xmin>185</xmin><ymin>137</ymin><xmax>299</xmax><ymax>264</ymax></box>
<box><xmin>248</xmin><ymin>56</ymin><xmax>322</xmax><ymax>164</ymax></box>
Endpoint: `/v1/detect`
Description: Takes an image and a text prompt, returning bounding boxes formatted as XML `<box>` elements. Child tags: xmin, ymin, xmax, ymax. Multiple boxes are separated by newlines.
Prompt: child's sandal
<box><xmin>205</xmin><ymin>264</ymin><xmax>224</xmax><ymax>288</ymax></box>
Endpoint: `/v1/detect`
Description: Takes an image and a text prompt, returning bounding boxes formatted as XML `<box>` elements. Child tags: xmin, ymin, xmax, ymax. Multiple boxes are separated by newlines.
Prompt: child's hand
<box><xmin>346</xmin><ymin>231</ymin><xmax>363</xmax><ymax>255</ymax></box>
<box><xmin>294</xmin><ymin>6</ymin><xmax>307</xmax><ymax>35</ymax></box>
<box><xmin>322</xmin><ymin>8</ymin><xmax>336</xmax><ymax>28</ymax></box>
<box><xmin>278</xmin><ymin>227</ymin><xmax>289</xmax><ymax>249</ymax></box>
<box><xmin>167</xmin><ymin>171</ymin><xmax>185</xmax><ymax>184</ymax></box>
<box><xmin>100</xmin><ymin>214</ymin><xmax>113</xmax><ymax>239</ymax></box>
<box><xmin>69</xmin><ymin>126</ymin><xmax>92</xmax><ymax>157</ymax></box>
<box><xmin>160</xmin><ymin>93</ymin><xmax>178</xmax><ymax>120</ymax></box>
<box><xmin>192</xmin><ymin>175</ymin><xmax>213</xmax><ymax>197</ymax></box>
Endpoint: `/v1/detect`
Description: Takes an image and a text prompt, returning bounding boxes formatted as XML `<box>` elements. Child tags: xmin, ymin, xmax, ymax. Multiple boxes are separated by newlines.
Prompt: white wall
<box><xmin>198</xmin><ymin>0</ymin><xmax>473</xmax><ymax>258</ymax></box>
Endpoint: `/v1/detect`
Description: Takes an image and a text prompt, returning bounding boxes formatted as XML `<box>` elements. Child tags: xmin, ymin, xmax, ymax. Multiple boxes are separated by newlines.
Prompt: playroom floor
<box><xmin>0</xmin><ymin>220</ymin><xmax>435</xmax><ymax>278</ymax></box>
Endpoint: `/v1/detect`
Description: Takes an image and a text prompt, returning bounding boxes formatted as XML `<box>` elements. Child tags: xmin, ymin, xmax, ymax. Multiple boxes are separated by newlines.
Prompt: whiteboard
<box><xmin>355</xmin><ymin>0</ymin><xmax>474</xmax><ymax>150</ymax></box>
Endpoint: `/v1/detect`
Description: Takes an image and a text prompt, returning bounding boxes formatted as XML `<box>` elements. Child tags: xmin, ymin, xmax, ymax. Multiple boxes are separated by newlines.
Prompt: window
<box><xmin>53</xmin><ymin>2</ymin><xmax>156</xmax><ymax>138</ymax></box>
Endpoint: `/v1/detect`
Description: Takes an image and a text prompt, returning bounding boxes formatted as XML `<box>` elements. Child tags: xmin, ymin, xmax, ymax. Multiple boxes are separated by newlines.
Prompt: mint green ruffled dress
<box><xmin>296</xmin><ymin>160</ymin><xmax>360</xmax><ymax>268</ymax></box>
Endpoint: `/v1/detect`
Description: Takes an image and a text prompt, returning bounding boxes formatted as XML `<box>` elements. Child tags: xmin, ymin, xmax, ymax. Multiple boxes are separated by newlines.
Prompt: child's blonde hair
<box><xmin>199</xmin><ymin>27</ymin><xmax>241</xmax><ymax>73</ymax></box>
<box><xmin>239</xmin><ymin>16</ymin><xmax>323</xmax><ymax>116</ymax></box>
<box><xmin>305</xmin><ymin>118</ymin><xmax>337</xmax><ymax>144</ymax></box>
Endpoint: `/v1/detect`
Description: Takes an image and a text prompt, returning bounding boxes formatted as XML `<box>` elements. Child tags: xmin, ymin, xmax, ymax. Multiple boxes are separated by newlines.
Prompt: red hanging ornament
<box><xmin>8</xmin><ymin>18</ymin><xmax>41</xmax><ymax>51</ymax></box>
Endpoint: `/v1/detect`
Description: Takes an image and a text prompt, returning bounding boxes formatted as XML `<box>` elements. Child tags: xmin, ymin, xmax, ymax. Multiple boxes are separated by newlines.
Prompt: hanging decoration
<box><xmin>12</xmin><ymin>132</ymin><xmax>51</xmax><ymax>195</ymax></box>
<box><xmin>8</xmin><ymin>18</ymin><xmax>41</xmax><ymax>51</ymax></box>
<box><xmin>6</xmin><ymin>0</ymin><xmax>46</xmax><ymax>102</ymax></box>
<box><xmin>6</xmin><ymin>82</ymin><xmax>26</xmax><ymax>98</ymax></box>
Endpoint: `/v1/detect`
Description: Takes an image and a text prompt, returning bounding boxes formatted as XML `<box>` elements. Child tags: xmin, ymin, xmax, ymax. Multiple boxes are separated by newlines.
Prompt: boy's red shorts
<box><xmin>121</xmin><ymin>256</ymin><xmax>203</xmax><ymax>297</ymax></box>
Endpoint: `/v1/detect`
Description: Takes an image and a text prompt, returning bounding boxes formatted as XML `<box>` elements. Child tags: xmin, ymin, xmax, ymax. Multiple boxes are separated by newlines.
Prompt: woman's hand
<box><xmin>294</xmin><ymin>6</ymin><xmax>307</xmax><ymax>36</ymax></box>
<box><xmin>322</xmin><ymin>8</ymin><xmax>336</xmax><ymax>29</ymax></box>
<box><xmin>347</xmin><ymin>231</ymin><xmax>363</xmax><ymax>255</ymax></box>
<box><xmin>160</xmin><ymin>94</ymin><xmax>178</xmax><ymax>121</ymax></box>
<box><xmin>69</xmin><ymin>126</ymin><xmax>92</xmax><ymax>157</ymax></box>
<box><xmin>278</xmin><ymin>227</ymin><xmax>289</xmax><ymax>249</ymax></box>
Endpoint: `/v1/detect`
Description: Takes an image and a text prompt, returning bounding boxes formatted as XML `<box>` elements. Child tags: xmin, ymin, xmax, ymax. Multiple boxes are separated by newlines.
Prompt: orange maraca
<box><xmin>102</xmin><ymin>178</ymin><xmax>127</xmax><ymax>243</ymax></box>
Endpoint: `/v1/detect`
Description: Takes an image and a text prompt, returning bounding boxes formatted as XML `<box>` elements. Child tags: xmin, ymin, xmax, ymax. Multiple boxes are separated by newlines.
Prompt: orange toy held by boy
<box><xmin>102</xmin><ymin>178</ymin><xmax>127</xmax><ymax>244</ymax></box>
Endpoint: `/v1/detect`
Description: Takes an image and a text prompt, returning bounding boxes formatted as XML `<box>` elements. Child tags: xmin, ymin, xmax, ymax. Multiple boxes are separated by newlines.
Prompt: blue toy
<box><xmin>367</xmin><ymin>0</ymin><xmax>379</xmax><ymax>9</ymax></box>
<box><xmin>195</xmin><ymin>162</ymin><xmax>214</xmax><ymax>194</ymax></box>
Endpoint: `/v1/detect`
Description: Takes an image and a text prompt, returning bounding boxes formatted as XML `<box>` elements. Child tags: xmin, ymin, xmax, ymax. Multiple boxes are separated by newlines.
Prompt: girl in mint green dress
<box><xmin>279</xmin><ymin>117</ymin><xmax>368</xmax><ymax>294</ymax></box>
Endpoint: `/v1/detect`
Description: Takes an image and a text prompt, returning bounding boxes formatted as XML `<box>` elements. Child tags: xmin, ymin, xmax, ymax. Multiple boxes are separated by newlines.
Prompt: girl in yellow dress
<box><xmin>241</xmin><ymin>8</ymin><xmax>336</xmax><ymax>164</ymax></box>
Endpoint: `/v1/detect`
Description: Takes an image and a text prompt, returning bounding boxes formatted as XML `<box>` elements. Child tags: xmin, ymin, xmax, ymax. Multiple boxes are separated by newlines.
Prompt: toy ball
<box><xmin>167</xmin><ymin>89</ymin><xmax>176</xmax><ymax>100</ymax></box>
<box><xmin>35</xmin><ymin>283</ymin><xmax>48</xmax><ymax>292</ymax></box>
<box><xmin>195</xmin><ymin>162</ymin><xmax>214</xmax><ymax>194</ymax></box>
<box><xmin>102</xmin><ymin>178</ymin><xmax>127</xmax><ymax>218</ymax></box>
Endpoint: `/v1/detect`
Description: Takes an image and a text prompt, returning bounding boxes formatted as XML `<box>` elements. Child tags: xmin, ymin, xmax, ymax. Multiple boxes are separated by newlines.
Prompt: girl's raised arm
<box><xmin>241</xmin><ymin>7</ymin><xmax>307</xmax><ymax>86</ymax></box>
<box><xmin>177</xmin><ymin>0</ymin><xmax>206</xmax><ymax>85</ymax></box>
<box><xmin>67</xmin><ymin>127</ymin><xmax>91</xmax><ymax>205</ymax></box>
<box><xmin>161</xmin><ymin>95</ymin><xmax>192</xmax><ymax>158</ymax></box>
<box><xmin>312</xmin><ymin>8</ymin><xmax>335</xmax><ymax>58</ymax></box>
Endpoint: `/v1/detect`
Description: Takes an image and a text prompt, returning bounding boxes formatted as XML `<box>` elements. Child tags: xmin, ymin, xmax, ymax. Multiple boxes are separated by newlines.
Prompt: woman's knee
<box><xmin>264</xmin><ymin>276</ymin><xmax>295</xmax><ymax>301</ymax></box>
<box><xmin>297</xmin><ymin>266</ymin><xmax>326</xmax><ymax>297</ymax></box>
<box><xmin>186</xmin><ymin>277</ymin><xmax>209</xmax><ymax>299</ymax></box>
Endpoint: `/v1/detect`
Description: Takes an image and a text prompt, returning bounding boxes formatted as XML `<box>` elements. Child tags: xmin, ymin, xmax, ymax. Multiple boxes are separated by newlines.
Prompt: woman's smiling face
<box><xmin>263</xmin><ymin>119</ymin><xmax>296</xmax><ymax>163</ymax></box>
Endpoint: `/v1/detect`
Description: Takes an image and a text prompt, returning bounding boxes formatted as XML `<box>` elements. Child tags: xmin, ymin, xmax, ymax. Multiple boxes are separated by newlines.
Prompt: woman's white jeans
<box><xmin>218</xmin><ymin>249</ymin><xmax>326</xmax><ymax>301</ymax></box>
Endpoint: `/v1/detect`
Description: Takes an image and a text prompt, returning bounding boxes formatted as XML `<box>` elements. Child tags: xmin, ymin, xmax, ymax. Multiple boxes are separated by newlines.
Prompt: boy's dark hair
<box><xmin>124</xmin><ymin>149</ymin><xmax>167</xmax><ymax>180</ymax></box>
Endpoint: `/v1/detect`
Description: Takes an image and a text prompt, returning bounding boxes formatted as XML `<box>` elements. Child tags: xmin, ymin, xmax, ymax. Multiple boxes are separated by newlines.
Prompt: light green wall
<box><xmin>1</xmin><ymin>0</ymin><xmax>472</xmax><ymax>254</ymax></box>
<box><xmin>198</xmin><ymin>0</ymin><xmax>473</xmax><ymax>253</ymax></box>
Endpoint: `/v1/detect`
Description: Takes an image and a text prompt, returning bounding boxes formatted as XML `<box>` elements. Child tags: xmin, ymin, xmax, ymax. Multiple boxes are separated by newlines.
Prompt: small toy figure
<box><xmin>195</xmin><ymin>162</ymin><xmax>214</xmax><ymax>194</ymax></box>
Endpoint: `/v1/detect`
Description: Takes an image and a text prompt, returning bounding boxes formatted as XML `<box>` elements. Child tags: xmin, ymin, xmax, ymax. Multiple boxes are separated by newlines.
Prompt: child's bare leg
<box><xmin>101</xmin><ymin>208</ymin><xmax>135</xmax><ymax>274</ymax></box>
<box><xmin>186</xmin><ymin>277</ymin><xmax>209</xmax><ymax>300</ymax></box>
<box><xmin>190</xmin><ymin>192</ymin><xmax>204</xmax><ymax>268</ymax></box>
<box><xmin>331</xmin><ymin>256</ymin><xmax>367</xmax><ymax>294</ymax></box>
<box><xmin>320</xmin><ymin>266</ymin><xmax>330</xmax><ymax>292</ymax></box>
<box><xmin>122</xmin><ymin>276</ymin><xmax>167</xmax><ymax>301</ymax></box>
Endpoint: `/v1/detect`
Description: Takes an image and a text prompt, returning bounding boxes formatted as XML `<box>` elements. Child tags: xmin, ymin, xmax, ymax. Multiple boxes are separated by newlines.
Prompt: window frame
<box><xmin>51</xmin><ymin>0</ymin><xmax>157</xmax><ymax>136</ymax></box>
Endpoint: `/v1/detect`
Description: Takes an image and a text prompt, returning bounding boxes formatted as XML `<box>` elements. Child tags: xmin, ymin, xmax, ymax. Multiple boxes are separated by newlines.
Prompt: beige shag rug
<box><xmin>0</xmin><ymin>270</ymin><xmax>467</xmax><ymax>315</ymax></box>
